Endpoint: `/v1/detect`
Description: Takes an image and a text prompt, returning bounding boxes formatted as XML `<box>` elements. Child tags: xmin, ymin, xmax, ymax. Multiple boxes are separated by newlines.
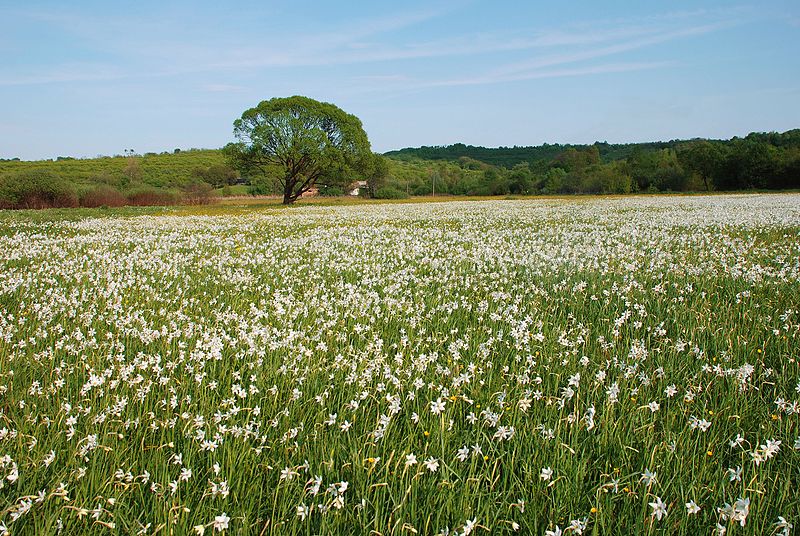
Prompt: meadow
<box><xmin>0</xmin><ymin>194</ymin><xmax>798</xmax><ymax>535</ymax></box>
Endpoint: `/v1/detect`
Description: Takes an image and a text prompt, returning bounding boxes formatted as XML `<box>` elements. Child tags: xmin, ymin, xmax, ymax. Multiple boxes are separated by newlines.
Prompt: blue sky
<box><xmin>1</xmin><ymin>0</ymin><xmax>799</xmax><ymax>160</ymax></box>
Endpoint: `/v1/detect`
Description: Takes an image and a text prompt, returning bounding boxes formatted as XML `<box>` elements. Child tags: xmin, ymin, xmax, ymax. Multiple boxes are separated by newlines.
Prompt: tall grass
<box><xmin>0</xmin><ymin>194</ymin><xmax>797</xmax><ymax>535</ymax></box>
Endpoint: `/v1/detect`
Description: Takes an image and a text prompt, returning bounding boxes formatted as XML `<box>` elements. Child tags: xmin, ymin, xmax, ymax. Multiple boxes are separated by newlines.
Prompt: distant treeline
<box><xmin>381</xmin><ymin>129</ymin><xmax>800</xmax><ymax>195</ymax></box>
<box><xmin>1</xmin><ymin>130</ymin><xmax>798</xmax><ymax>208</ymax></box>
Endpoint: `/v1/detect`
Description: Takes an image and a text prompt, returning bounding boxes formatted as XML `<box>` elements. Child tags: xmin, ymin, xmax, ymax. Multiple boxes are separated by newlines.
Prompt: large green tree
<box><xmin>225</xmin><ymin>96</ymin><xmax>372</xmax><ymax>204</ymax></box>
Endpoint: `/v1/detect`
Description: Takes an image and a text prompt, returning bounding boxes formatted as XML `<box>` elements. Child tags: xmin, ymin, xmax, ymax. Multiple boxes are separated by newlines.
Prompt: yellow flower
<box><xmin>423</xmin><ymin>431</ymin><xmax>430</xmax><ymax>437</ymax></box>
<box><xmin>706</xmin><ymin>450</ymin><xmax>713</xmax><ymax>456</ymax></box>
<box><xmin>590</xmin><ymin>507</ymin><xmax>598</xmax><ymax>514</ymax></box>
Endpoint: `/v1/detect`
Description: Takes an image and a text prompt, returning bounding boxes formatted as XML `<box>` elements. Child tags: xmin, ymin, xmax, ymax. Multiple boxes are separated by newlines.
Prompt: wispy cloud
<box><xmin>0</xmin><ymin>3</ymin><xmax>746</xmax><ymax>88</ymax></box>
<box><xmin>489</xmin><ymin>21</ymin><xmax>734</xmax><ymax>79</ymax></box>
<box><xmin>345</xmin><ymin>18</ymin><xmax>733</xmax><ymax>94</ymax></box>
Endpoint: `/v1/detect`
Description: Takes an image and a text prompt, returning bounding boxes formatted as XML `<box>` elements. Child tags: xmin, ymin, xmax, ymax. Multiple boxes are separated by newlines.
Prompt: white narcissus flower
<box><xmin>686</xmin><ymin>500</ymin><xmax>701</xmax><ymax>515</ymax></box>
<box><xmin>430</xmin><ymin>398</ymin><xmax>446</xmax><ymax>415</ymax></box>
<box><xmin>774</xmin><ymin>516</ymin><xmax>793</xmax><ymax>536</ymax></box>
<box><xmin>212</xmin><ymin>513</ymin><xmax>230</xmax><ymax>532</ymax></box>
<box><xmin>540</xmin><ymin>467</ymin><xmax>553</xmax><ymax>481</ymax></box>
<box><xmin>639</xmin><ymin>469</ymin><xmax>657</xmax><ymax>486</ymax></box>
<box><xmin>423</xmin><ymin>457</ymin><xmax>439</xmax><ymax>472</ymax></box>
<box><xmin>463</xmin><ymin>518</ymin><xmax>477</xmax><ymax>535</ymax></box>
<box><xmin>649</xmin><ymin>496</ymin><xmax>668</xmax><ymax>520</ymax></box>
<box><xmin>545</xmin><ymin>526</ymin><xmax>562</xmax><ymax>536</ymax></box>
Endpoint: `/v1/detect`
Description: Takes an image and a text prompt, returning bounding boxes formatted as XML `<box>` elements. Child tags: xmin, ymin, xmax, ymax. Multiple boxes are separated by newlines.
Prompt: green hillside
<box><xmin>0</xmin><ymin>149</ymin><xmax>226</xmax><ymax>191</ymax></box>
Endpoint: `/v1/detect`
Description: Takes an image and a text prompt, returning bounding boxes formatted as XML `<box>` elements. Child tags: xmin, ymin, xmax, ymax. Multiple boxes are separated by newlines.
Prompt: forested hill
<box><xmin>384</xmin><ymin>129</ymin><xmax>800</xmax><ymax>168</ymax></box>
<box><xmin>385</xmin><ymin>141</ymin><xmax>676</xmax><ymax>166</ymax></box>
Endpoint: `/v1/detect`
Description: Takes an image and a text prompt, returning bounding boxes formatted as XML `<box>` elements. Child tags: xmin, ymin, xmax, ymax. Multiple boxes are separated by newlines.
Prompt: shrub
<box><xmin>373</xmin><ymin>186</ymin><xmax>409</xmax><ymax>199</ymax></box>
<box><xmin>319</xmin><ymin>186</ymin><xmax>345</xmax><ymax>197</ymax></box>
<box><xmin>247</xmin><ymin>176</ymin><xmax>279</xmax><ymax>196</ymax></box>
<box><xmin>81</xmin><ymin>185</ymin><xmax>127</xmax><ymax>208</ymax></box>
<box><xmin>182</xmin><ymin>181</ymin><xmax>216</xmax><ymax>205</ymax></box>
<box><xmin>0</xmin><ymin>170</ymin><xmax>79</xmax><ymax>209</ymax></box>
<box><xmin>127</xmin><ymin>188</ymin><xmax>179</xmax><ymax>206</ymax></box>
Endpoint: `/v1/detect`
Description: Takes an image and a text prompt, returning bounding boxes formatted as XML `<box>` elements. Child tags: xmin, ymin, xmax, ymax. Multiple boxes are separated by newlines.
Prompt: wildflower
<box><xmin>212</xmin><ymin>513</ymin><xmax>230</xmax><ymax>532</ymax></box>
<box><xmin>306</xmin><ymin>475</ymin><xmax>322</xmax><ymax>496</ymax></box>
<box><xmin>639</xmin><ymin>469</ymin><xmax>657</xmax><ymax>487</ymax></box>
<box><xmin>775</xmin><ymin>516</ymin><xmax>793</xmax><ymax>536</ymax></box>
<box><xmin>424</xmin><ymin>457</ymin><xmax>439</xmax><ymax>472</ymax></box>
<box><xmin>719</xmin><ymin>497</ymin><xmax>750</xmax><ymax>527</ymax></box>
<box><xmin>649</xmin><ymin>496</ymin><xmax>668</xmax><ymax>521</ymax></box>
<box><xmin>430</xmin><ymin>398</ymin><xmax>446</xmax><ymax>415</ymax></box>
<box><xmin>463</xmin><ymin>518</ymin><xmax>477</xmax><ymax>535</ymax></box>
<box><xmin>405</xmin><ymin>453</ymin><xmax>418</xmax><ymax>467</ymax></box>
<box><xmin>727</xmin><ymin>466</ymin><xmax>742</xmax><ymax>482</ymax></box>
<box><xmin>280</xmin><ymin>467</ymin><xmax>297</xmax><ymax>480</ymax></box>
<box><xmin>545</xmin><ymin>526</ymin><xmax>562</xmax><ymax>536</ymax></box>
<box><xmin>686</xmin><ymin>500</ymin><xmax>701</xmax><ymax>515</ymax></box>
<box><xmin>567</xmin><ymin>517</ymin><xmax>587</xmax><ymax>534</ymax></box>
<box><xmin>296</xmin><ymin>504</ymin><xmax>308</xmax><ymax>521</ymax></box>
<box><xmin>689</xmin><ymin>415</ymin><xmax>711</xmax><ymax>432</ymax></box>
<box><xmin>540</xmin><ymin>467</ymin><xmax>553</xmax><ymax>481</ymax></box>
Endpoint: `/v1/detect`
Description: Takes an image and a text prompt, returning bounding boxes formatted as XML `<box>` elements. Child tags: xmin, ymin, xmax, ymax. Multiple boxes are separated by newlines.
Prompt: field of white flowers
<box><xmin>0</xmin><ymin>194</ymin><xmax>798</xmax><ymax>535</ymax></box>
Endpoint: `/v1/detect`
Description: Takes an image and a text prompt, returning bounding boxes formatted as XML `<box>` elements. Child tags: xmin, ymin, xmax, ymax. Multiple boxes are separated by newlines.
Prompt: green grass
<box><xmin>0</xmin><ymin>149</ymin><xmax>227</xmax><ymax>191</ymax></box>
<box><xmin>0</xmin><ymin>194</ymin><xmax>798</xmax><ymax>535</ymax></box>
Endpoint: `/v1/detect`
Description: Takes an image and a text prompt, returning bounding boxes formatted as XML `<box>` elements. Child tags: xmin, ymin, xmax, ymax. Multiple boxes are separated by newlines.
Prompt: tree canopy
<box><xmin>225</xmin><ymin>96</ymin><xmax>372</xmax><ymax>204</ymax></box>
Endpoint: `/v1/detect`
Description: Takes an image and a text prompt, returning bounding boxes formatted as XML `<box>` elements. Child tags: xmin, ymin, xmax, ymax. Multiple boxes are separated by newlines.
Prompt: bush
<box><xmin>373</xmin><ymin>186</ymin><xmax>409</xmax><ymax>199</ymax></box>
<box><xmin>0</xmin><ymin>170</ymin><xmax>79</xmax><ymax>209</ymax></box>
<box><xmin>127</xmin><ymin>188</ymin><xmax>179</xmax><ymax>206</ymax></box>
<box><xmin>318</xmin><ymin>186</ymin><xmax>345</xmax><ymax>197</ymax></box>
<box><xmin>182</xmin><ymin>181</ymin><xmax>216</xmax><ymax>205</ymax></box>
<box><xmin>81</xmin><ymin>185</ymin><xmax>127</xmax><ymax>208</ymax></box>
<box><xmin>247</xmin><ymin>176</ymin><xmax>279</xmax><ymax>196</ymax></box>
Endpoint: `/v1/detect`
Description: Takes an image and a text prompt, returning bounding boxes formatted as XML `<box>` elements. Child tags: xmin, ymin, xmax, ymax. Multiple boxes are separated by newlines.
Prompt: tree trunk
<box><xmin>283</xmin><ymin>177</ymin><xmax>296</xmax><ymax>205</ymax></box>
